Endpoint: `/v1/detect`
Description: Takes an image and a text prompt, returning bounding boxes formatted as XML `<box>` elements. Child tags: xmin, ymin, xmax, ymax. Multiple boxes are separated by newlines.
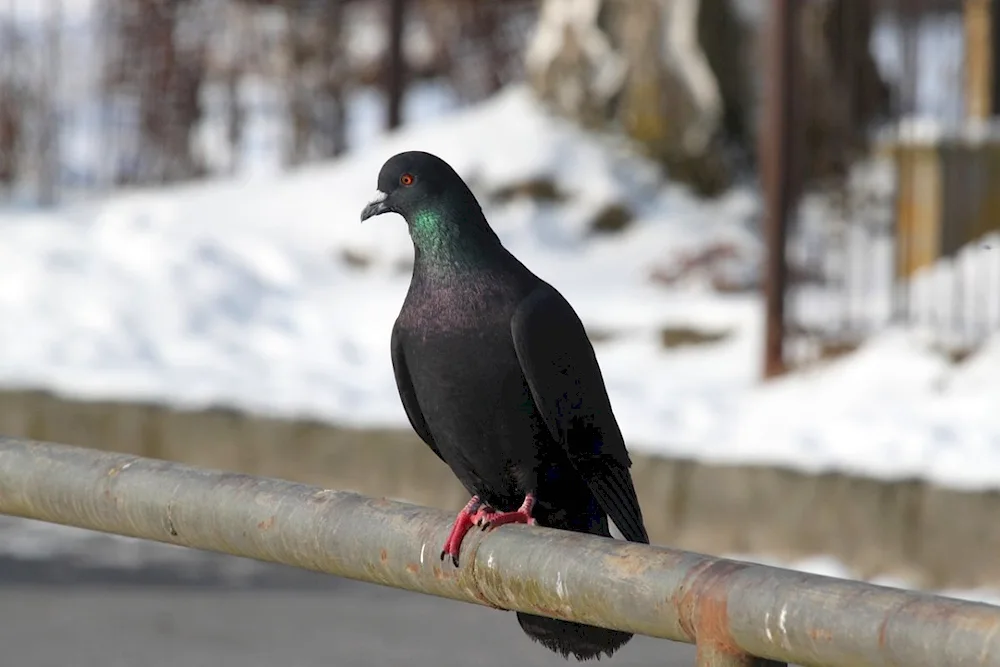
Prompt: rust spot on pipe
<box><xmin>878</xmin><ymin>597</ymin><xmax>961</xmax><ymax>650</ymax></box>
<box><xmin>406</xmin><ymin>563</ymin><xmax>419</xmax><ymax>574</ymax></box>
<box><xmin>380</xmin><ymin>548</ymin><xmax>388</xmax><ymax>563</ymax></box>
<box><xmin>879</xmin><ymin>598</ymin><xmax>919</xmax><ymax>649</ymax></box>
<box><xmin>257</xmin><ymin>516</ymin><xmax>275</xmax><ymax>531</ymax></box>
<box><xmin>673</xmin><ymin>559</ymin><xmax>715</xmax><ymax>641</ymax></box>
<box><xmin>673</xmin><ymin>559</ymin><xmax>750</xmax><ymax>652</ymax></box>
<box><xmin>808</xmin><ymin>627</ymin><xmax>832</xmax><ymax>643</ymax></box>
<box><xmin>603</xmin><ymin>544</ymin><xmax>671</xmax><ymax>576</ymax></box>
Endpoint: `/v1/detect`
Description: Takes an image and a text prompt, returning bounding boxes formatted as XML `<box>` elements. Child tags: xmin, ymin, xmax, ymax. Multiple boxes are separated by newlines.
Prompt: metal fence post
<box><xmin>760</xmin><ymin>0</ymin><xmax>798</xmax><ymax>379</ymax></box>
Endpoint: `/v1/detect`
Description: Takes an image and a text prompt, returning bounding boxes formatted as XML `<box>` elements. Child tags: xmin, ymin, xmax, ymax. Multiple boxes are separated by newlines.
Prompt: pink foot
<box><xmin>473</xmin><ymin>493</ymin><xmax>538</xmax><ymax>530</ymax></box>
<box><xmin>441</xmin><ymin>494</ymin><xmax>539</xmax><ymax>566</ymax></box>
<box><xmin>440</xmin><ymin>495</ymin><xmax>482</xmax><ymax>566</ymax></box>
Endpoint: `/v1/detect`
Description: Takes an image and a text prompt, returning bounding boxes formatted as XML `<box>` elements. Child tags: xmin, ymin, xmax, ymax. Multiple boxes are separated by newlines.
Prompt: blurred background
<box><xmin>0</xmin><ymin>0</ymin><xmax>999</xmax><ymax>665</ymax></box>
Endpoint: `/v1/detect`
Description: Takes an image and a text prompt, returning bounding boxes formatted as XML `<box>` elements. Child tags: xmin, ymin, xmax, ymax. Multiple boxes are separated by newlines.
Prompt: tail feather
<box><xmin>517</xmin><ymin>508</ymin><xmax>641</xmax><ymax>660</ymax></box>
<box><xmin>583</xmin><ymin>461</ymin><xmax>649</xmax><ymax>545</ymax></box>
<box><xmin>516</xmin><ymin>613</ymin><xmax>633</xmax><ymax>661</ymax></box>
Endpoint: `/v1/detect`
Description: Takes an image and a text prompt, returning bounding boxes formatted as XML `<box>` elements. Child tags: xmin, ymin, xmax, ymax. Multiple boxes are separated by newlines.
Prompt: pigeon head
<box><xmin>360</xmin><ymin>151</ymin><xmax>479</xmax><ymax>223</ymax></box>
<box><xmin>360</xmin><ymin>151</ymin><xmax>498</xmax><ymax>254</ymax></box>
<box><xmin>361</xmin><ymin>151</ymin><xmax>503</xmax><ymax>266</ymax></box>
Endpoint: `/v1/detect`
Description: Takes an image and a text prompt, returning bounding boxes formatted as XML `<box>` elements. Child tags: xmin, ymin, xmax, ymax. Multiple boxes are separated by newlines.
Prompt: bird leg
<box><xmin>473</xmin><ymin>493</ymin><xmax>537</xmax><ymax>531</ymax></box>
<box><xmin>440</xmin><ymin>495</ymin><xmax>483</xmax><ymax>566</ymax></box>
<box><xmin>440</xmin><ymin>494</ymin><xmax>539</xmax><ymax>566</ymax></box>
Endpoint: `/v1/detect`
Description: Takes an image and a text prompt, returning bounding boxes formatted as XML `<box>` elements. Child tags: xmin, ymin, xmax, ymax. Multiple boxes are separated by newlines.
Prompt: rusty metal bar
<box><xmin>0</xmin><ymin>437</ymin><xmax>998</xmax><ymax>667</ymax></box>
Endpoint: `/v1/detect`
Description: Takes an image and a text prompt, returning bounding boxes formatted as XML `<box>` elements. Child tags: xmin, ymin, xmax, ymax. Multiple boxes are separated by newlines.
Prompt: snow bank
<box><xmin>0</xmin><ymin>85</ymin><xmax>998</xmax><ymax>491</ymax></box>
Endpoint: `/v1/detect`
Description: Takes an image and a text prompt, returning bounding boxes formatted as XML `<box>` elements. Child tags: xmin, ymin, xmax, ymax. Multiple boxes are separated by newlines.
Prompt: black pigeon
<box><xmin>361</xmin><ymin>151</ymin><xmax>649</xmax><ymax>661</ymax></box>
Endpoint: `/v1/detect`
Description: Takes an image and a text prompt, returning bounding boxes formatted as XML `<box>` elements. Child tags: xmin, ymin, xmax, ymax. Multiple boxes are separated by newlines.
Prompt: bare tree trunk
<box><xmin>421</xmin><ymin>0</ymin><xmax>536</xmax><ymax>104</ymax></box>
<box><xmin>225</xmin><ymin>65</ymin><xmax>244</xmax><ymax>174</ymax></box>
<box><xmin>285</xmin><ymin>0</ymin><xmax>347</xmax><ymax>166</ymax></box>
<box><xmin>318</xmin><ymin>0</ymin><xmax>347</xmax><ymax>158</ymax></box>
<box><xmin>104</xmin><ymin>0</ymin><xmax>205</xmax><ymax>186</ymax></box>
<box><xmin>385</xmin><ymin>0</ymin><xmax>407</xmax><ymax>131</ymax></box>
<box><xmin>526</xmin><ymin>0</ymin><xmax>889</xmax><ymax>196</ymax></box>
<box><xmin>0</xmin><ymin>7</ymin><xmax>23</xmax><ymax>196</ymax></box>
<box><xmin>222</xmin><ymin>2</ymin><xmax>246</xmax><ymax>174</ymax></box>
<box><xmin>98</xmin><ymin>0</ymin><xmax>123</xmax><ymax>190</ymax></box>
<box><xmin>37</xmin><ymin>0</ymin><xmax>63</xmax><ymax>206</ymax></box>
<box><xmin>169</xmin><ymin>52</ymin><xmax>206</xmax><ymax>180</ymax></box>
<box><xmin>698</xmin><ymin>0</ymin><xmax>755</xmax><ymax>162</ymax></box>
<box><xmin>0</xmin><ymin>91</ymin><xmax>19</xmax><ymax>193</ymax></box>
<box><xmin>797</xmin><ymin>0</ymin><xmax>891</xmax><ymax>187</ymax></box>
<box><xmin>138</xmin><ymin>0</ymin><xmax>177</xmax><ymax>183</ymax></box>
<box><xmin>526</xmin><ymin>0</ymin><xmax>730</xmax><ymax>195</ymax></box>
<box><xmin>470</xmin><ymin>2</ymin><xmax>503</xmax><ymax>96</ymax></box>
<box><xmin>285</xmin><ymin>0</ymin><xmax>311</xmax><ymax>167</ymax></box>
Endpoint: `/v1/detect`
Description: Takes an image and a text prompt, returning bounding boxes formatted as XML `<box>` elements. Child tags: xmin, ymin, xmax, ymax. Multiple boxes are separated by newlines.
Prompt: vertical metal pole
<box><xmin>760</xmin><ymin>0</ymin><xmax>797</xmax><ymax>379</ymax></box>
<box><xmin>386</xmin><ymin>0</ymin><xmax>406</xmax><ymax>131</ymax></box>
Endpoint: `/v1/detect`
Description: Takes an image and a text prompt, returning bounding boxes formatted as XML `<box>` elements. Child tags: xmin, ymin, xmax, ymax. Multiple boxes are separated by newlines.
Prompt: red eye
<box><xmin>400</xmin><ymin>173</ymin><xmax>414</xmax><ymax>186</ymax></box>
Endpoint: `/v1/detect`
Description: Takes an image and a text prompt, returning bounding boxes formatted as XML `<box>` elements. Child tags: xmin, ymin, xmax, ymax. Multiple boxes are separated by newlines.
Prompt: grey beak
<box><xmin>360</xmin><ymin>191</ymin><xmax>391</xmax><ymax>222</ymax></box>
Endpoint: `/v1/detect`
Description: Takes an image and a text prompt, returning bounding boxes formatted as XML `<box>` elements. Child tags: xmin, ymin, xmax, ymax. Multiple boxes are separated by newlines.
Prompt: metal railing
<box><xmin>0</xmin><ymin>436</ymin><xmax>997</xmax><ymax>667</ymax></box>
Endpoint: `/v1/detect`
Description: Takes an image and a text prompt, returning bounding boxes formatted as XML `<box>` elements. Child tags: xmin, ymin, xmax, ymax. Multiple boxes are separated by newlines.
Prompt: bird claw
<box><xmin>440</xmin><ymin>495</ymin><xmax>483</xmax><ymax>567</ymax></box>
<box><xmin>440</xmin><ymin>494</ymin><xmax>537</xmax><ymax>566</ymax></box>
<box><xmin>472</xmin><ymin>507</ymin><xmax>534</xmax><ymax>531</ymax></box>
<box><xmin>439</xmin><ymin>549</ymin><xmax>460</xmax><ymax>567</ymax></box>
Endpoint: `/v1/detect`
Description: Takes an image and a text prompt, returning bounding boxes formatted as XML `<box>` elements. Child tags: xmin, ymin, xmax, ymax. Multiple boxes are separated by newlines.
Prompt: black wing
<box><xmin>390</xmin><ymin>320</ymin><xmax>445</xmax><ymax>463</ymax></box>
<box><xmin>511</xmin><ymin>284</ymin><xmax>649</xmax><ymax>544</ymax></box>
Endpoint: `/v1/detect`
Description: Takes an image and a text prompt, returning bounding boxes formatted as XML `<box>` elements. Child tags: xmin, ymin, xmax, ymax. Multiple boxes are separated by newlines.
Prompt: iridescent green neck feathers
<box><xmin>406</xmin><ymin>203</ymin><xmax>499</xmax><ymax>269</ymax></box>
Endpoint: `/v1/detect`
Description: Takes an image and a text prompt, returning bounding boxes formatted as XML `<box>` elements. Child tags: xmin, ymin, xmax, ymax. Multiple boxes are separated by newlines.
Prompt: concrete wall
<box><xmin>1</xmin><ymin>389</ymin><xmax>997</xmax><ymax>589</ymax></box>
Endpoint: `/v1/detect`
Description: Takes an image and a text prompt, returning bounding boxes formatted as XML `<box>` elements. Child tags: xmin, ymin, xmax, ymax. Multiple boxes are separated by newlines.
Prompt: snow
<box><xmin>1</xmin><ymin>84</ymin><xmax>999</xmax><ymax>492</ymax></box>
<box><xmin>719</xmin><ymin>328</ymin><xmax>1000</xmax><ymax>485</ymax></box>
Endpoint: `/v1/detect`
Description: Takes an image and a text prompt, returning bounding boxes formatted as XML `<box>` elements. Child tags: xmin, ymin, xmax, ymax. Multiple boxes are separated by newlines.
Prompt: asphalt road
<box><xmin>0</xmin><ymin>517</ymin><xmax>697</xmax><ymax>667</ymax></box>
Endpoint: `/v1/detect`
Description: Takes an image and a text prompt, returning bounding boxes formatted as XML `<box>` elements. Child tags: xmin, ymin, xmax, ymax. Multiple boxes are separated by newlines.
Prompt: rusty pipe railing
<box><xmin>0</xmin><ymin>437</ymin><xmax>998</xmax><ymax>667</ymax></box>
